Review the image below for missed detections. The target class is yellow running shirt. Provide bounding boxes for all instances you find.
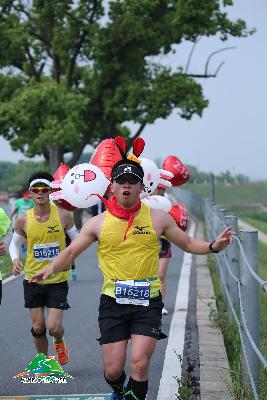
[97,203,161,298]
[24,205,70,283]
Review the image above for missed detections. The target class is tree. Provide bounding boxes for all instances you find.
[0,0,252,171]
[0,159,48,192]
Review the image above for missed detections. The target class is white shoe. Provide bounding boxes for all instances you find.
[162,307,168,315]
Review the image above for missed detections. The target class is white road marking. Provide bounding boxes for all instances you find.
[156,220,196,400]
[2,273,21,284]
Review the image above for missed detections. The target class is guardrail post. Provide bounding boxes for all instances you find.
[218,208,227,298]
[225,216,239,320]
[204,199,213,242]
[239,230,259,390]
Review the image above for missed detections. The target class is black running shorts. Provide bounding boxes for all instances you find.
[23,279,70,309]
[98,294,166,344]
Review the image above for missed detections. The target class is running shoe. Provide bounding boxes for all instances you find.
[162,306,169,315]
[110,392,124,400]
[53,338,69,365]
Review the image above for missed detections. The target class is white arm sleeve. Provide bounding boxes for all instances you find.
[9,232,23,261]
[66,225,78,241]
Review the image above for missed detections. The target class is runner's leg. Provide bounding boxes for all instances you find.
[30,307,48,355]
[125,334,157,400]
[48,308,69,364]
[102,340,128,393]
[47,308,65,342]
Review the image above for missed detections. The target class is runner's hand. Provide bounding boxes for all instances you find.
[213,227,233,252]
[12,258,23,276]
[0,240,6,256]
[29,265,54,282]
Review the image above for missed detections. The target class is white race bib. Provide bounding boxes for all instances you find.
[33,242,60,262]
[115,280,150,306]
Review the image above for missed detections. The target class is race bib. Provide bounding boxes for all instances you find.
[33,242,60,262]
[115,280,150,306]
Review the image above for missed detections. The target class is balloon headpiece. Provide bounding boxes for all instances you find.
[91,136,173,198]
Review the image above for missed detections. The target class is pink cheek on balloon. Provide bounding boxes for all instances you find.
[147,173,152,181]
[74,166,79,171]
[74,185,79,194]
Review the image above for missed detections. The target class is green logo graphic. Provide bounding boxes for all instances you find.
[13,353,74,383]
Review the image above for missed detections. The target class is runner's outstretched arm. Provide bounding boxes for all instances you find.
[29,218,98,282]
[163,213,232,254]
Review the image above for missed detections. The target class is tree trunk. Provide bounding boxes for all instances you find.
[48,145,64,174]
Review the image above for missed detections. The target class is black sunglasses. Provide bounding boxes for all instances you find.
[114,175,141,185]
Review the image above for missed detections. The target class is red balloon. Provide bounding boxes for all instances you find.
[90,138,123,179]
[162,155,190,186]
[53,163,77,211]
[169,203,188,231]
[53,163,70,181]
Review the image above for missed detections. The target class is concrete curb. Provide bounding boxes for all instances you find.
[196,222,232,400]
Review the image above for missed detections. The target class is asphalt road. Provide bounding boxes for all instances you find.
[0,242,185,399]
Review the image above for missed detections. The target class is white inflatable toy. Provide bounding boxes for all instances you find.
[139,158,174,199]
[50,163,109,208]
[142,195,172,212]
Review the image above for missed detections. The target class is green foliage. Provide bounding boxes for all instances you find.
[0,79,89,157]
[187,165,249,185]
[207,257,253,399]
[0,0,252,168]
[0,160,48,192]
[208,251,267,399]
[173,351,195,400]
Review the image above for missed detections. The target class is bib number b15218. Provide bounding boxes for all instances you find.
[115,280,150,306]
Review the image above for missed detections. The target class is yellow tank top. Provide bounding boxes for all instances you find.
[97,203,161,298]
[24,205,70,283]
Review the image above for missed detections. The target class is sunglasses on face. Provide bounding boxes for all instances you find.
[114,176,140,185]
[30,186,51,194]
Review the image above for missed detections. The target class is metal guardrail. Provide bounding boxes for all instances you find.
[173,187,267,400]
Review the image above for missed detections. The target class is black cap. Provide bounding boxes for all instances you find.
[111,163,144,182]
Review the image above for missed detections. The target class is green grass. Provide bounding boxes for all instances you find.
[236,211,267,235]
[207,241,267,399]
[258,242,267,361]
[241,217,267,235]
[181,182,267,213]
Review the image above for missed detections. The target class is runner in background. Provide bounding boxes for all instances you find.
[56,203,78,281]
[10,188,34,260]
[152,186,172,315]
[9,171,78,364]
[11,188,34,219]
[91,198,106,217]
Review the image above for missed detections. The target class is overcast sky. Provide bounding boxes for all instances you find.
[0,1,266,181]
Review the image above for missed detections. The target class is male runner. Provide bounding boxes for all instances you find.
[11,190,34,219]
[9,171,78,364]
[30,160,232,399]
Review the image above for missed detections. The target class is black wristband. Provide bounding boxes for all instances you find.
[209,240,219,253]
